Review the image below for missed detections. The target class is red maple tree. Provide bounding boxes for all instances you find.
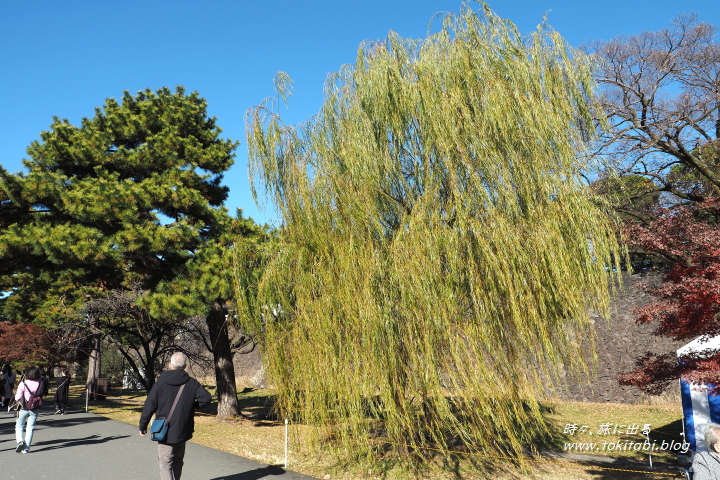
[0,321,53,366]
[619,198,720,394]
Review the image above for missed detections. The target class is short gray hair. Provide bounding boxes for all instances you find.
[706,423,720,451]
[170,352,187,370]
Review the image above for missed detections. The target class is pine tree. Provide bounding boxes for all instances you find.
[0,87,247,409]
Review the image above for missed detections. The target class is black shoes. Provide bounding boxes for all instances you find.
[15,441,25,453]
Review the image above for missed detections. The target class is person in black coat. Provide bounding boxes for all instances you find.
[53,368,71,415]
[0,370,6,407]
[39,369,50,398]
[139,352,211,480]
[3,365,16,405]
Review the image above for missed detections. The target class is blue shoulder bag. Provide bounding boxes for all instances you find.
[150,384,185,442]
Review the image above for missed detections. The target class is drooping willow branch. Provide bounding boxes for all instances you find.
[240,2,623,466]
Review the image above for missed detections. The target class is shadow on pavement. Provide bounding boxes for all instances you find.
[208,465,287,479]
[0,411,114,436]
[1,410,111,425]
[32,434,130,452]
[0,434,129,454]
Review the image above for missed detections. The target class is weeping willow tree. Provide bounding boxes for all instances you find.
[240,3,622,467]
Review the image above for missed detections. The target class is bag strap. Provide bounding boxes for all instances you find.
[165,383,186,426]
[20,381,39,409]
[23,381,40,396]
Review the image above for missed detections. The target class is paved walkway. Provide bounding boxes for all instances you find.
[1,407,316,480]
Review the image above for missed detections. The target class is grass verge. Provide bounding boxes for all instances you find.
[65,386,687,479]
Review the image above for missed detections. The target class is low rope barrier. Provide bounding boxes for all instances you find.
[368,439,679,477]
[650,428,686,439]
[84,390,288,425]
[79,389,684,477]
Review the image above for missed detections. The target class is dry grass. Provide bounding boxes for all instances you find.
[543,400,686,462]
[67,386,686,479]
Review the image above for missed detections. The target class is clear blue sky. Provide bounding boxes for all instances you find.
[1,0,718,226]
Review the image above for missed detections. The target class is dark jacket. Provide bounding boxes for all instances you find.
[138,369,211,444]
[54,375,71,404]
[40,375,50,397]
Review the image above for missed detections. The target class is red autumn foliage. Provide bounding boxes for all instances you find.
[0,321,53,365]
[619,199,720,394]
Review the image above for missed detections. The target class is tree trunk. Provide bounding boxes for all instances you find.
[206,299,240,418]
[85,332,101,400]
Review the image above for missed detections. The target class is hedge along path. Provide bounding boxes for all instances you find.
[241,2,623,469]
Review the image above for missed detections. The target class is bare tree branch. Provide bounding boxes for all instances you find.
[588,14,720,207]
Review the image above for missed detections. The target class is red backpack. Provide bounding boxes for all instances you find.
[23,381,42,410]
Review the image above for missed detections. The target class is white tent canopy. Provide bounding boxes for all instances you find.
[678,335,720,453]
[677,335,720,358]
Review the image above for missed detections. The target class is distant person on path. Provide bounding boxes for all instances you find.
[692,422,720,480]
[139,352,211,480]
[53,368,71,415]
[14,366,46,454]
[4,364,16,403]
[39,369,50,397]
[0,368,6,407]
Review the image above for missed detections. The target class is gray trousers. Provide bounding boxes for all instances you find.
[157,441,186,480]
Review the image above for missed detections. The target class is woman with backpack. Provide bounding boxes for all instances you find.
[14,366,45,454]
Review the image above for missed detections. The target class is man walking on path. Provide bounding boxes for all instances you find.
[139,352,211,480]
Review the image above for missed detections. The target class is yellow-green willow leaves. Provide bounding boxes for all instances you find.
[241,3,621,467]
